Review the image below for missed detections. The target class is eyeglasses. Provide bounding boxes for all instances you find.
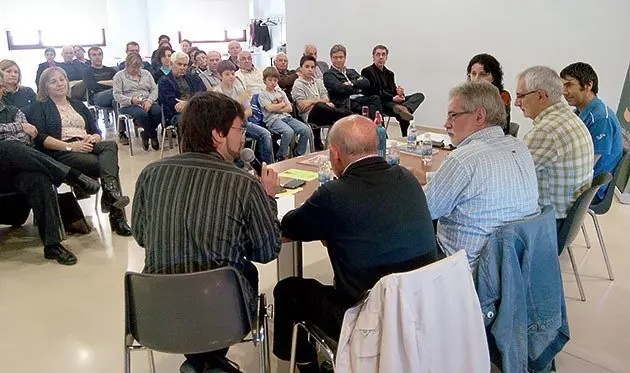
[515,90,538,100]
[446,111,471,122]
[468,72,490,79]
[230,126,246,135]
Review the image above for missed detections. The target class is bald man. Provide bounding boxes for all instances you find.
[59,45,86,100]
[235,51,265,93]
[226,40,242,70]
[274,52,298,100]
[272,115,437,371]
[303,44,329,79]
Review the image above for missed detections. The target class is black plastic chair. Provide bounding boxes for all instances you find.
[159,106,180,159]
[124,267,271,373]
[557,172,613,301]
[507,122,520,137]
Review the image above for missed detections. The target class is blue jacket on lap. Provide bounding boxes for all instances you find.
[476,205,570,373]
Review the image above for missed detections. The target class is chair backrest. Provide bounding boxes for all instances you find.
[591,148,630,214]
[248,93,264,126]
[124,267,251,354]
[508,122,519,137]
[557,172,612,251]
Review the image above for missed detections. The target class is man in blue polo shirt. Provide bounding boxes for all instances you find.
[561,62,623,201]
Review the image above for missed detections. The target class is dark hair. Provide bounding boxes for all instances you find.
[560,62,599,95]
[125,41,140,52]
[73,45,85,53]
[158,41,172,49]
[299,55,316,67]
[217,60,237,75]
[158,34,170,42]
[466,53,504,92]
[44,47,56,56]
[263,66,280,80]
[372,44,388,56]
[87,46,102,58]
[330,44,346,57]
[181,39,192,46]
[157,45,174,62]
[180,91,245,153]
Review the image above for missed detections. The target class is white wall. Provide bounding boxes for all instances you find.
[286,0,630,136]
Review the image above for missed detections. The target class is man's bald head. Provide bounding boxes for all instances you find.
[228,41,242,58]
[328,115,378,176]
[237,50,253,70]
[61,45,74,63]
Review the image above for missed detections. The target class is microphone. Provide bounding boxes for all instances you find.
[240,148,262,176]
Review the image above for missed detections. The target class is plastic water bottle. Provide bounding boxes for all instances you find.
[407,123,417,151]
[374,111,387,158]
[420,132,433,164]
[318,157,331,185]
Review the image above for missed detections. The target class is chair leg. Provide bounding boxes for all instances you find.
[567,246,586,301]
[581,223,591,251]
[126,118,134,156]
[124,347,131,373]
[94,189,101,223]
[588,210,614,281]
[288,323,300,373]
[385,116,391,131]
[160,128,167,159]
[147,350,156,373]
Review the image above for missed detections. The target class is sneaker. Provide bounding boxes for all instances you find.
[150,137,160,151]
[119,133,130,146]
[141,132,149,151]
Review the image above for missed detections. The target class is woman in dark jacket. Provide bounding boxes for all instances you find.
[0,59,36,110]
[27,67,132,236]
[35,47,57,87]
[152,45,173,84]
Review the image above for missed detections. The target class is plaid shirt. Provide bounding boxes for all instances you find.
[0,102,32,145]
[425,126,540,271]
[525,102,594,219]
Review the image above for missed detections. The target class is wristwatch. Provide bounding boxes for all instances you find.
[65,146,72,152]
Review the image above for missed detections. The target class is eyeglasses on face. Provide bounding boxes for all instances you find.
[446,111,471,122]
[515,90,538,100]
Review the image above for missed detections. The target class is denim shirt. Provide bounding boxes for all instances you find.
[476,205,570,372]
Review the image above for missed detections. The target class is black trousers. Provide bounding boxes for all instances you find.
[308,103,354,144]
[0,141,67,246]
[349,95,382,119]
[52,140,120,184]
[273,277,354,363]
[383,92,425,137]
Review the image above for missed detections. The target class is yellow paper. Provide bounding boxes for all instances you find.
[278,169,318,181]
[276,187,303,197]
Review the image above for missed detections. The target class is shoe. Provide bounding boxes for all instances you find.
[141,132,149,151]
[75,174,100,195]
[393,105,414,121]
[119,133,130,146]
[102,180,130,211]
[150,137,160,151]
[66,219,92,235]
[44,243,77,265]
[109,208,132,236]
[179,360,203,373]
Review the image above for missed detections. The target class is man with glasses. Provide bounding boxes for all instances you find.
[235,51,265,93]
[118,42,153,71]
[361,45,425,136]
[408,81,538,271]
[516,66,594,228]
[132,91,281,373]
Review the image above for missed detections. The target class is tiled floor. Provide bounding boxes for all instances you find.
[1,121,629,372]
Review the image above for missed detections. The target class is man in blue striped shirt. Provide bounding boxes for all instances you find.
[409,81,539,271]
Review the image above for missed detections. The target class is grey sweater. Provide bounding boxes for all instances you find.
[113,69,159,107]
[291,77,329,122]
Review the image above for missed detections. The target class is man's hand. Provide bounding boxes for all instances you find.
[396,86,405,96]
[393,95,405,103]
[22,123,38,139]
[260,162,279,197]
[405,164,428,185]
[142,100,152,112]
[70,141,93,153]
[85,134,101,144]
[327,102,335,107]
[175,99,186,113]
[343,81,352,86]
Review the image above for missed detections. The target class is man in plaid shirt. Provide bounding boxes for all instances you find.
[516,66,594,227]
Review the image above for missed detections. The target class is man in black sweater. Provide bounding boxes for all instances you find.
[323,44,382,119]
[272,115,437,373]
[361,44,425,137]
[83,47,117,110]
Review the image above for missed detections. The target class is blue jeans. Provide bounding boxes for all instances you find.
[267,116,310,160]
[119,104,162,138]
[246,122,274,164]
[92,89,115,108]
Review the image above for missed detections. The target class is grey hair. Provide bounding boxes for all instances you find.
[274,52,288,63]
[329,44,347,57]
[171,51,189,64]
[304,44,316,53]
[517,66,563,103]
[328,115,378,156]
[449,81,507,126]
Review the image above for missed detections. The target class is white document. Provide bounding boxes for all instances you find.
[426,132,453,146]
[276,195,296,220]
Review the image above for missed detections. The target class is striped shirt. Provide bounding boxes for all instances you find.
[524,102,594,219]
[0,103,31,145]
[131,152,282,313]
[425,126,539,270]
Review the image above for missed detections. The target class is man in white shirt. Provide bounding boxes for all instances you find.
[235,51,265,93]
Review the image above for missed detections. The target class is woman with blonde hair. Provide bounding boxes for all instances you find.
[27,67,132,236]
[0,59,36,110]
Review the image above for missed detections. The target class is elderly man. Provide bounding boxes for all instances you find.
[560,62,624,202]
[516,66,594,228]
[410,81,539,271]
[235,51,265,93]
[361,45,426,137]
[132,91,281,373]
[58,45,86,100]
[273,115,437,372]
[199,50,222,89]
[303,44,329,79]
[158,52,206,126]
[226,40,242,70]
[119,41,153,71]
[82,47,117,112]
[323,44,382,119]
[274,52,298,101]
